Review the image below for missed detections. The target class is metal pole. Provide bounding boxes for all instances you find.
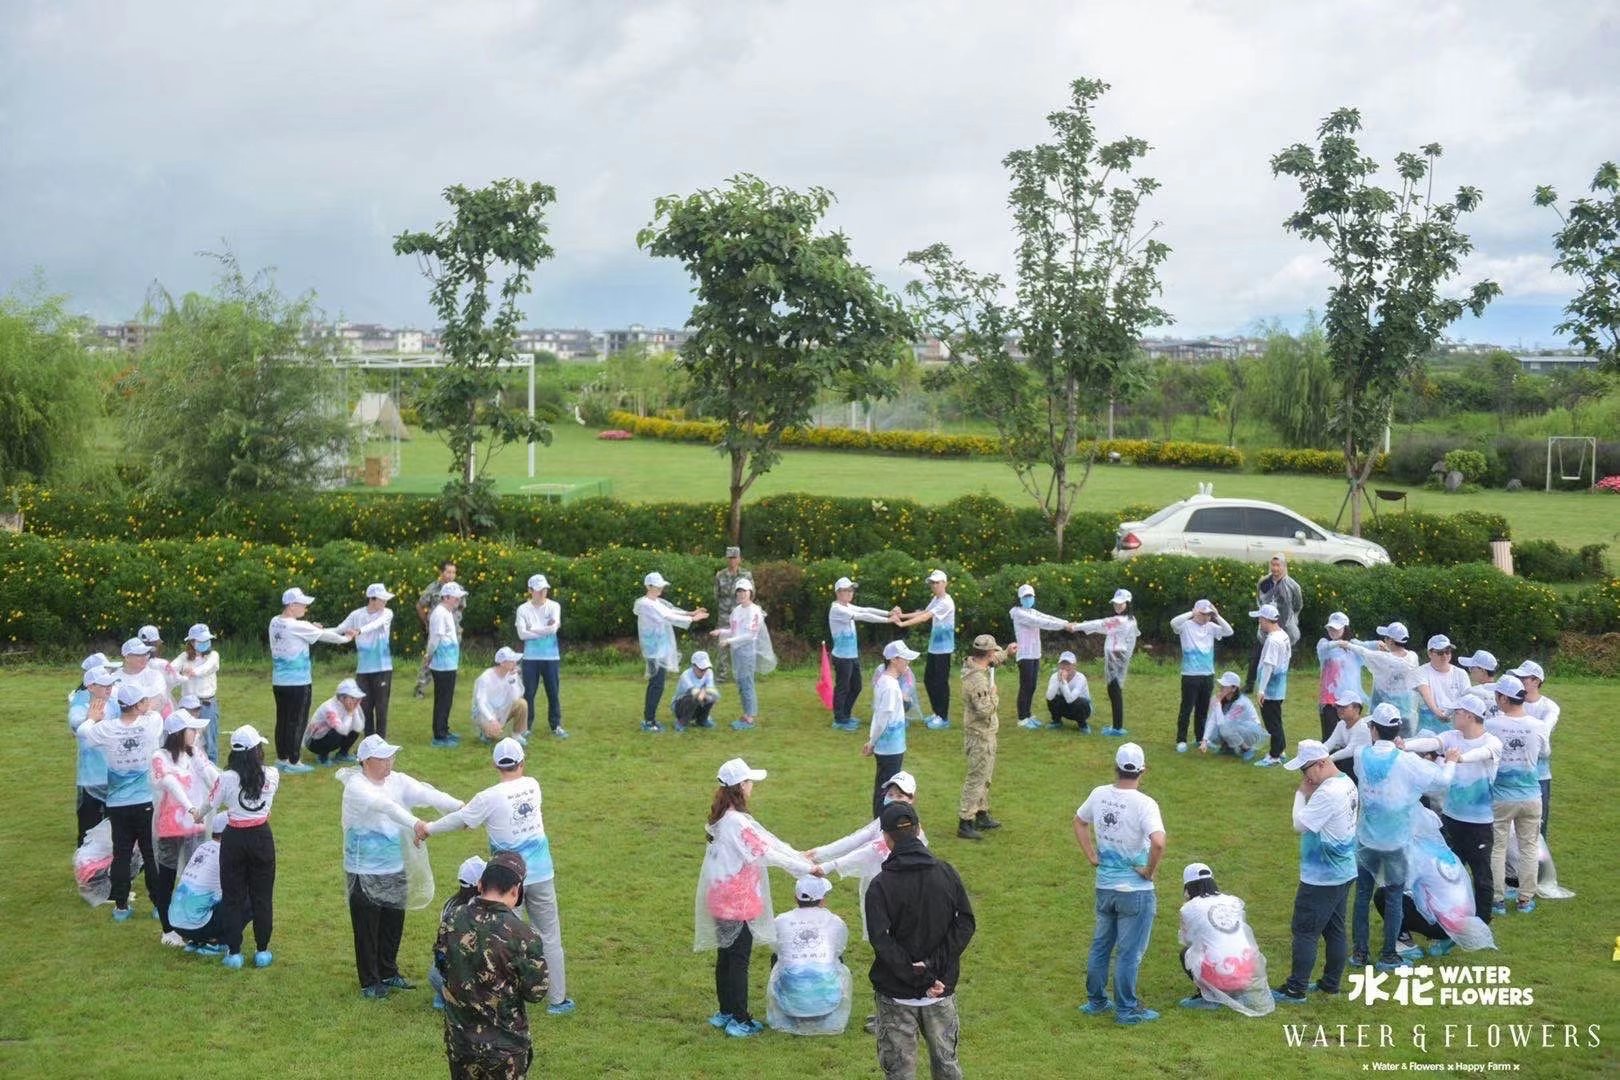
[1545,436,1552,492]
[527,352,536,479]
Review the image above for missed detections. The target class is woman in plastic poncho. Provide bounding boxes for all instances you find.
[712,579,776,732]
[1176,862,1273,1017]
[1200,672,1265,760]
[151,710,219,947]
[1076,588,1139,737]
[695,758,816,1040]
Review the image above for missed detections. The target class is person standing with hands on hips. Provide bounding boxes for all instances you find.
[1251,603,1293,768]
[339,584,396,738]
[269,587,355,774]
[425,581,469,747]
[515,574,566,739]
[893,570,957,731]
[1075,742,1166,1026]
[864,642,917,819]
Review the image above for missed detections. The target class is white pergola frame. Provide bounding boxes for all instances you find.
[1545,435,1597,491]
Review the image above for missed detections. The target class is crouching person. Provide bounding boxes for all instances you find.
[766,874,853,1035]
[170,812,232,955]
[672,652,719,731]
[1176,862,1273,1016]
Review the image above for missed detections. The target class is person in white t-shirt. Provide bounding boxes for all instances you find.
[1251,603,1293,767]
[269,587,356,773]
[1201,671,1265,758]
[766,874,853,1035]
[203,724,282,969]
[1010,583,1079,730]
[515,574,566,738]
[171,623,221,762]
[1170,600,1234,751]
[424,737,576,1015]
[1320,689,1371,786]
[1401,688,1501,926]
[1176,862,1272,1016]
[425,581,469,747]
[1511,660,1559,840]
[1334,622,1421,735]
[713,578,774,732]
[894,570,958,731]
[828,576,899,732]
[1045,651,1093,732]
[78,680,164,922]
[864,642,916,819]
[305,678,367,764]
[1075,742,1166,1025]
[634,571,708,733]
[339,584,397,738]
[169,813,231,954]
[1414,634,1471,735]
[1274,739,1358,1002]
[1076,589,1139,737]
[471,647,528,741]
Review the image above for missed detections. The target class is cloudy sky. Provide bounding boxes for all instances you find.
[4,0,1615,346]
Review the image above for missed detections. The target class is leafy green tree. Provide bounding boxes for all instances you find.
[596,342,684,417]
[1534,162,1620,372]
[906,78,1171,557]
[394,180,558,534]
[126,256,350,498]
[1547,367,1611,432]
[1252,319,1336,449]
[1480,350,1522,432]
[637,174,913,543]
[1272,109,1499,534]
[0,282,103,487]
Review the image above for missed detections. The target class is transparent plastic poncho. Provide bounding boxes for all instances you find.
[1182,895,1274,1016]
[74,819,142,907]
[694,809,812,952]
[1083,615,1140,687]
[727,606,778,677]
[336,767,436,911]
[765,908,852,1035]
[1504,830,1575,900]
[1404,808,1495,950]
[151,749,217,876]
[1206,694,1265,752]
[811,818,929,942]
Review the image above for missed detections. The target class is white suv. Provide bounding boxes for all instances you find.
[1113,485,1392,567]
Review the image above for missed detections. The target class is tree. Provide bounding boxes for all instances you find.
[1547,367,1612,432]
[1479,350,1521,432]
[596,342,683,417]
[906,78,1170,557]
[1272,109,1499,534]
[1251,319,1336,448]
[637,174,914,544]
[394,180,558,534]
[126,255,350,498]
[0,281,103,487]
[1534,162,1620,373]
[1213,355,1257,447]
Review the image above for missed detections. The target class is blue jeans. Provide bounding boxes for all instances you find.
[643,661,667,725]
[521,659,562,730]
[733,648,757,716]
[1352,847,1407,962]
[198,699,220,764]
[1085,888,1157,1016]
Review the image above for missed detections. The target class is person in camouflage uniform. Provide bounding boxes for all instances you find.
[437,851,550,1080]
[414,561,461,698]
[958,634,1015,842]
[712,547,748,683]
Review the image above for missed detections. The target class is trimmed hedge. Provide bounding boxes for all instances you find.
[1513,539,1609,583]
[606,411,1246,470]
[1255,448,1389,477]
[0,534,1580,663]
[1360,511,1512,566]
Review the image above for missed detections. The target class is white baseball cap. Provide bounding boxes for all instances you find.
[733,578,755,594]
[1016,583,1035,598]
[365,583,395,600]
[138,624,163,644]
[1333,688,1366,708]
[115,682,148,708]
[795,874,833,902]
[1457,650,1498,672]
[163,709,210,736]
[1111,588,1132,605]
[1057,650,1077,665]
[120,638,152,657]
[527,574,551,592]
[176,694,202,711]
[186,623,214,642]
[1217,670,1242,688]
[494,646,521,665]
[230,725,270,751]
[1326,611,1350,631]
[690,650,712,670]
[210,812,231,834]
[1493,674,1527,701]
[884,770,918,796]
[1115,742,1146,774]
[1182,862,1214,886]
[81,652,113,673]
[335,678,366,699]
[1284,739,1331,771]
[1454,688,1494,718]
[1249,603,1280,621]
[1193,599,1215,614]
[833,576,856,591]
[927,569,949,584]
[883,640,920,661]
[1376,622,1409,643]
[1427,634,1453,652]
[282,587,315,606]
[356,733,401,762]
[493,737,525,767]
[717,758,767,786]
[1509,660,1545,682]
[90,668,121,687]
[1369,703,1403,730]
[457,856,488,887]
[644,571,669,588]
[440,582,468,599]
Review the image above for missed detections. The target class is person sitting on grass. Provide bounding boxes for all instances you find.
[672,651,720,731]
[1045,651,1093,732]
[765,874,853,1036]
[1176,862,1273,1016]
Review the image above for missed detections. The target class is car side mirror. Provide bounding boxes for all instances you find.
[1293,530,1307,542]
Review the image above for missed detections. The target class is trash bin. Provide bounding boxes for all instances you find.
[1490,539,1513,576]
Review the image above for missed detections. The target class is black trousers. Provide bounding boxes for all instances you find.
[1015,659,1039,719]
[1106,679,1125,731]
[154,862,179,933]
[77,787,105,849]
[922,652,951,720]
[431,669,457,739]
[272,683,313,764]
[522,658,563,730]
[643,664,667,725]
[1261,698,1286,758]
[832,657,862,722]
[1318,704,1339,742]
[1283,879,1351,996]
[873,753,904,819]
[1244,635,1264,693]
[1176,675,1213,743]
[1047,696,1092,729]
[179,907,234,946]
[108,802,157,910]
[308,729,360,762]
[349,875,407,988]
[356,671,392,738]
[715,921,754,1022]
[220,823,275,955]
[672,692,715,728]
[1440,815,1495,924]
[1374,886,1445,941]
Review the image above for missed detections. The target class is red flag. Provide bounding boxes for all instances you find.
[816,643,835,710]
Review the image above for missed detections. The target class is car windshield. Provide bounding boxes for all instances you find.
[1139,502,1184,527]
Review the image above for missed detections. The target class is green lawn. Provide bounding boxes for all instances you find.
[3,657,1614,1078]
[368,423,1620,558]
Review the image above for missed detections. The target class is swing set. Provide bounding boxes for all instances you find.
[1545,436,1598,491]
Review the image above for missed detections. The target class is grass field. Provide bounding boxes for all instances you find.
[2,655,1615,1078]
[362,423,1620,558]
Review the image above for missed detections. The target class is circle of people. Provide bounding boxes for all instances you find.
[63,549,1567,1076]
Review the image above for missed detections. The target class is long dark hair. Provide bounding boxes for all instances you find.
[1184,876,1221,900]
[708,784,749,826]
[227,745,267,800]
[162,729,193,762]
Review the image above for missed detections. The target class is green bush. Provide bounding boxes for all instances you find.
[1514,539,1609,583]
[1361,511,1510,565]
[1255,448,1389,477]
[0,534,1572,663]
[1443,449,1489,483]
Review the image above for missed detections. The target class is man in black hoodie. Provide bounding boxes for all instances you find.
[863,801,975,1080]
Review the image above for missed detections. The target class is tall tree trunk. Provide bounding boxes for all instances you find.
[728,447,746,545]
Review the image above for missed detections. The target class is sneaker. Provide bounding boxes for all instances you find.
[1253,756,1280,768]
[551,728,569,739]
[1179,995,1221,1010]
[723,1018,757,1038]
[957,819,984,841]
[160,931,185,948]
[432,990,445,1010]
[1103,727,1128,737]
[283,762,314,774]
[1176,741,1188,753]
[547,999,576,1016]
[1397,945,1424,963]
[708,1011,733,1029]
[640,720,662,733]
[973,811,1001,830]
[254,950,274,968]
[1272,987,1308,1004]
[194,943,227,957]
[1428,940,1457,957]
[315,756,331,766]
[1516,899,1536,914]
[730,719,756,731]
[1374,957,1402,972]
[1351,949,1369,967]
[925,716,950,730]
[1490,902,1507,917]
[1049,721,1065,730]
[1017,717,1042,730]
[1078,725,1091,734]
[336,753,359,764]
[1115,1008,1160,1026]
[361,984,390,1000]
[223,953,245,970]
[430,737,455,748]
[444,733,462,744]
[1240,749,1258,762]
[1078,1000,1113,1016]
[838,719,862,732]
[695,718,716,729]
[1311,981,1340,995]
[673,720,687,732]
[383,976,415,990]
[112,906,132,923]
[516,731,530,745]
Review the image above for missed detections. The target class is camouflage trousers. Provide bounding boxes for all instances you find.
[958,730,996,819]
[875,993,961,1080]
[446,1046,532,1080]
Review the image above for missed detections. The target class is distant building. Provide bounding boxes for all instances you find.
[516,328,601,360]
[394,329,424,354]
[335,322,398,354]
[1515,352,1599,373]
[602,324,687,357]
[1139,338,1240,361]
[912,336,952,364]
[92,322,153,351]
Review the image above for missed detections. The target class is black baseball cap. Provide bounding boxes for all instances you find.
[879,801,920,834]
